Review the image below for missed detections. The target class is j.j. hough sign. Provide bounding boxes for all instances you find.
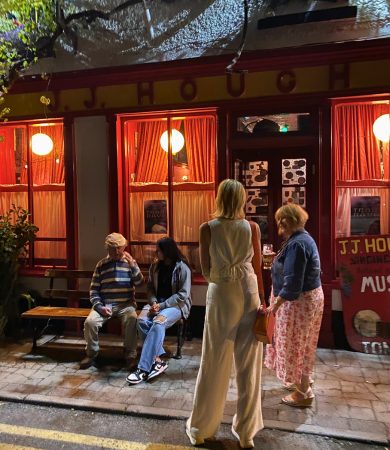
[337,235,390,355]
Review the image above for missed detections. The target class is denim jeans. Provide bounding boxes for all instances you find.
[137,304,182,372]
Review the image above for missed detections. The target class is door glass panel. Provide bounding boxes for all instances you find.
[235,159,270,241]
[281,158,307,206]
[282,158,306,185]
[237,113,312,135]
[282,186,306,207]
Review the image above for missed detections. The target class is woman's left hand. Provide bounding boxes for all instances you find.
[267,297,285,315]
[150,303,161,314]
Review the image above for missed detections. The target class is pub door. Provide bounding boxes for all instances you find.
[233,146,318,299]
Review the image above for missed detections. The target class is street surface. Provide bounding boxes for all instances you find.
[0,401,387,450]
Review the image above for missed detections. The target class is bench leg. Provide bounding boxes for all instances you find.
[32,326,39,352]
[173,320,186,360]
[31,319,53,352]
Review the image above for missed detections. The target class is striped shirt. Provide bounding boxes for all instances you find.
[90,256,144,308]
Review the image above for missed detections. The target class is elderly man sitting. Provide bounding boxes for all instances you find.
[79,233,144,369]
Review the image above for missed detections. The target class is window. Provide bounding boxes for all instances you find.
[118,111,217,272]
[237,112,313,135]
[333,101,390,241]
[0,121,67,267]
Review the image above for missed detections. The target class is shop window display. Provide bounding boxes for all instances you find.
[123,114,216,271]
[0,122,67,266]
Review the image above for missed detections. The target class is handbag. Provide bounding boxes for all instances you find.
[248,220,275,344]
[253,307,275,344]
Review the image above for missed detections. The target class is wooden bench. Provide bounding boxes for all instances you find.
[21,268,187,359]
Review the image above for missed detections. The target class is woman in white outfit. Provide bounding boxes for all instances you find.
[186,179,263,449]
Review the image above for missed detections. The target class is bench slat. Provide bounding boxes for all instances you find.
[45,269,94,279]
[22,306,91,320]
[44,289,91,300]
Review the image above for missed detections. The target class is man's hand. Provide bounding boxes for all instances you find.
[123,251,137,268]
[100,306,112,317]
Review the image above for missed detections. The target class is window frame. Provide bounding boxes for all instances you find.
[0,118,74,270]
[116,108,218,273]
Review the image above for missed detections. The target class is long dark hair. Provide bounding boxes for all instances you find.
[157,237,190,269]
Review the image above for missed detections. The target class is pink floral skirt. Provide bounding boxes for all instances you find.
[264,286,324,385]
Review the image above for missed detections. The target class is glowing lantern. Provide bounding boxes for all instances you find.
[160,129,184,155]
[373,114,390,143]
[31,133,53,156]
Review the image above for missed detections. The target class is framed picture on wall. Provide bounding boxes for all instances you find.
[350,196,381,235]
[144,200,168,234]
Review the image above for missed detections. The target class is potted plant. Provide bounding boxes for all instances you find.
[0,205,38,338]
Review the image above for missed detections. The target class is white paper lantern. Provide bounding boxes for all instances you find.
[373,114,390,143]
[31,133,54,156]
[160,129,184,155]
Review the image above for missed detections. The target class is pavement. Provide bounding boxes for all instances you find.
[0,335,389,445]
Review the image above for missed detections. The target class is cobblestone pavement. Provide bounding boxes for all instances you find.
[0,337,389,445]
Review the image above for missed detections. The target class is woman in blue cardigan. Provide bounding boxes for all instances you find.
[265,203,324,408]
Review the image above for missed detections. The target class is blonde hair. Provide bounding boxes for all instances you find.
[275,203,308,231]
[213,179,246,219]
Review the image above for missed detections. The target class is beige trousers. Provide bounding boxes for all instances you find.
[83,303,137,358]
[187,279,263,443]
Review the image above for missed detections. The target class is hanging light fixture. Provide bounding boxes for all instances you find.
[160,129,184,155]
[373,114,390,142]
[31,133,54,156]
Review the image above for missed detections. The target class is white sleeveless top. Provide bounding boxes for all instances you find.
[207,218,254,283]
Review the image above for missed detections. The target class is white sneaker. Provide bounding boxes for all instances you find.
[126,368,148,384]
[148,361,168,380]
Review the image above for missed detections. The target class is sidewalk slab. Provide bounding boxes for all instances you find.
[0,337,388,444]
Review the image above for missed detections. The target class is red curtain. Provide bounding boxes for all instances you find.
[134,119,182,182]
[135,120,167,182]
[184,117,216,182]
[334,104,388,181]
[21,124,64,184]
[0,127,16,184]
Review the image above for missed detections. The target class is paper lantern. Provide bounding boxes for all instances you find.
[373,114,390,143]
[31,133,54,156]
[160,129,184,155]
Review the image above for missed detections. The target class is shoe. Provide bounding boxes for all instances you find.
[231,425,254,449]
[126,368,148,384]
[281,387,314,408]
[185,419,204,446]
[148,360,168,380]
[79,355,97,370]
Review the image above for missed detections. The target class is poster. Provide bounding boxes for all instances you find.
[350,196,381,236]
[337,235,390,354]
[282,186,306,207]
[282,158,306,185]
[144,200,167,234]
[245,188,268,214]
[243,161,268,187]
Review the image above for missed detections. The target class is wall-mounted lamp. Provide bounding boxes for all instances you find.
[373,114,390,143]
[160,129,184,155]
[31,133,54,156]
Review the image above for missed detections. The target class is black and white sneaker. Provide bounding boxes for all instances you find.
[148,361,168,380]
[126,368,148,384]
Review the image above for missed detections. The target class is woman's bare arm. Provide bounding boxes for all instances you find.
[199,222,211,280]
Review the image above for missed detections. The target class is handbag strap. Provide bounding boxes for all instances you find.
[249,220,267,309]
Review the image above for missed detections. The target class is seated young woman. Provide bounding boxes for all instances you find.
[126,237,192,384]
